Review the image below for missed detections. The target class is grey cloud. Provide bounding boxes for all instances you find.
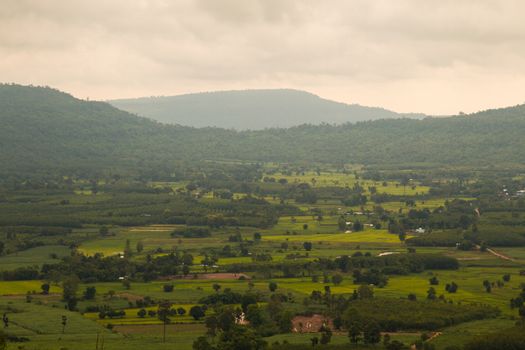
[1,0,525,114]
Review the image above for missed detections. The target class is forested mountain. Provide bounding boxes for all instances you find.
[2,84,525,177]
[0,84,199,175]
[109,89,426,130]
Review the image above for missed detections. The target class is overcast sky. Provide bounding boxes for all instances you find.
[2,0,525,114]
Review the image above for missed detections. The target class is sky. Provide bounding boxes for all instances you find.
[1,0,525,115]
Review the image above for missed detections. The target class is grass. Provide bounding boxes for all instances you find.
[0,245,70,271]
[264,171,430,196]
[430,318,516,349]
[0,299,104,335]
[267,331,421,346]
[263,229,408,244]
[0,281,62,295]
[84,304,203,325]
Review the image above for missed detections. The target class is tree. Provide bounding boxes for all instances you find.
[157,301,172,343]
[253,232,262,242]
[213,283,221,293]
[303,241,313,251]
[136,241,144,253]
[190,306,206,320]
[353,220,364,232]
[268,282,278,292]
[61,315,67,334]
[427,287,437,300]
[332,274,343,285]
[277,311,293,333]
[246,304,264,327]
[357,285,374,299]
[137,308,147,318]
[177,307,186,316]
[503,274,511,282]
[217,308,236,332]
[429,276,439,285]
[311,336,319,348]
[205,315,219,337]
[483,280,492,293]
[41,283,50,295]
[99,226,109,236]
[387,340,407,350]
[124,239,132,257]
[398,231,406,241]
[519,305,525,321]
[193,336,213,350]
[241,294,257,313]
[0,331,6,350]
[215,325,266,350]
[363,321,381,345]
[338,216,347,231]
[163,284,174,292]
[383,333,391,347]
[445,282,458,293]
[319,324,332,345]
[348,322,361,344]
[303,223,309,230]
[480,241,488,252]
[83,286,96,300]
[62,276,79,311]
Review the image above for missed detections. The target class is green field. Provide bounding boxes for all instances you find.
[0,245,70,271]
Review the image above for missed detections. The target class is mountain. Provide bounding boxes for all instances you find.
[1,84,525,177]
[109,89,426,130]
[0,84,199,175]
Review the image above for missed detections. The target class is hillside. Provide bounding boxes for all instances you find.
[109,89,426,130]
[2,84,525,176]
[0,84,201,174]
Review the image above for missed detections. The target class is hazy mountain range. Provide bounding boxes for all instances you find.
[109,89,427,130]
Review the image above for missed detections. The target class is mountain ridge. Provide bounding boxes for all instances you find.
[2,84,525,177]
[109,89,427,130]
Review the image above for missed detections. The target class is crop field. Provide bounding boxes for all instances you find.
[2,163,525,350]
[263,229,409,244]
[265,171,431,195]
[0,245,70,271]
[84,304,204,325]
[0,281,62,295]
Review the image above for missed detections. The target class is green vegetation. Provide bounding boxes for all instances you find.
[2,84,525,349]
[3,85,525,177]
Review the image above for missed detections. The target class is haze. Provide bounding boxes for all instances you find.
[2,0,525,114]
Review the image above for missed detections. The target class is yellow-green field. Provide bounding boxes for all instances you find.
[0,280,62,295]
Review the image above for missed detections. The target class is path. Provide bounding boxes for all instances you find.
[475,244,514,261]
[486,247,515,261]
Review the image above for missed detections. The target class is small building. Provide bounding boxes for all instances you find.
[415,227,425,234]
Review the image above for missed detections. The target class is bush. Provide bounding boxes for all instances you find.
[163,284,174,292]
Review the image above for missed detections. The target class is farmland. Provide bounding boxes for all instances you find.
[1,163,525,350]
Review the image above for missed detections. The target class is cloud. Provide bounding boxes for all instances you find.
[1,0,525,114]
